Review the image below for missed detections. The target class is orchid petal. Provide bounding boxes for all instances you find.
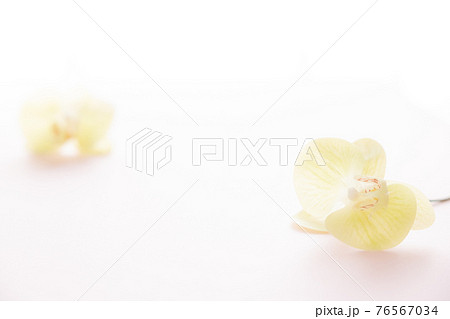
[293,210,327,232]
[387,181,435,230]
[293,138,365,219]
[20,98,68,154]
[76,97,114,155]
[353,138,386,178]
[325,183,417,250]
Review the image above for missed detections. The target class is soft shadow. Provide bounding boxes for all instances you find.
[311,240,433,297]
[28,153,91,167]
[323,240,432,278]
[23,140,109,170]
[350,249,431,278]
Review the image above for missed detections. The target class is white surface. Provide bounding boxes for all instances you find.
[0,0,450,300]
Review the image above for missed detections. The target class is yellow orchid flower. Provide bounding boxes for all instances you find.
[293,138,435,250]
[21,95,113,155]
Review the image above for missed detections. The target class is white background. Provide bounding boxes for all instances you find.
[0,0,449,301]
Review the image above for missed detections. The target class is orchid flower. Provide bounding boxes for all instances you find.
[293,138,435,250]
[21,95,113,155]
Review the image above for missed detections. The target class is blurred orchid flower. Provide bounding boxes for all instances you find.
[21,95,113,155]
[293,138,435,250]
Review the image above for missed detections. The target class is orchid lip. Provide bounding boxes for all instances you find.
[348,176,386,211]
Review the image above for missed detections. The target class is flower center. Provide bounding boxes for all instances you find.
[51,111,77,142]
[348,176,387,211]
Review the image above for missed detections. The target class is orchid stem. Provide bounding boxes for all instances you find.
[430,197,450,204]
